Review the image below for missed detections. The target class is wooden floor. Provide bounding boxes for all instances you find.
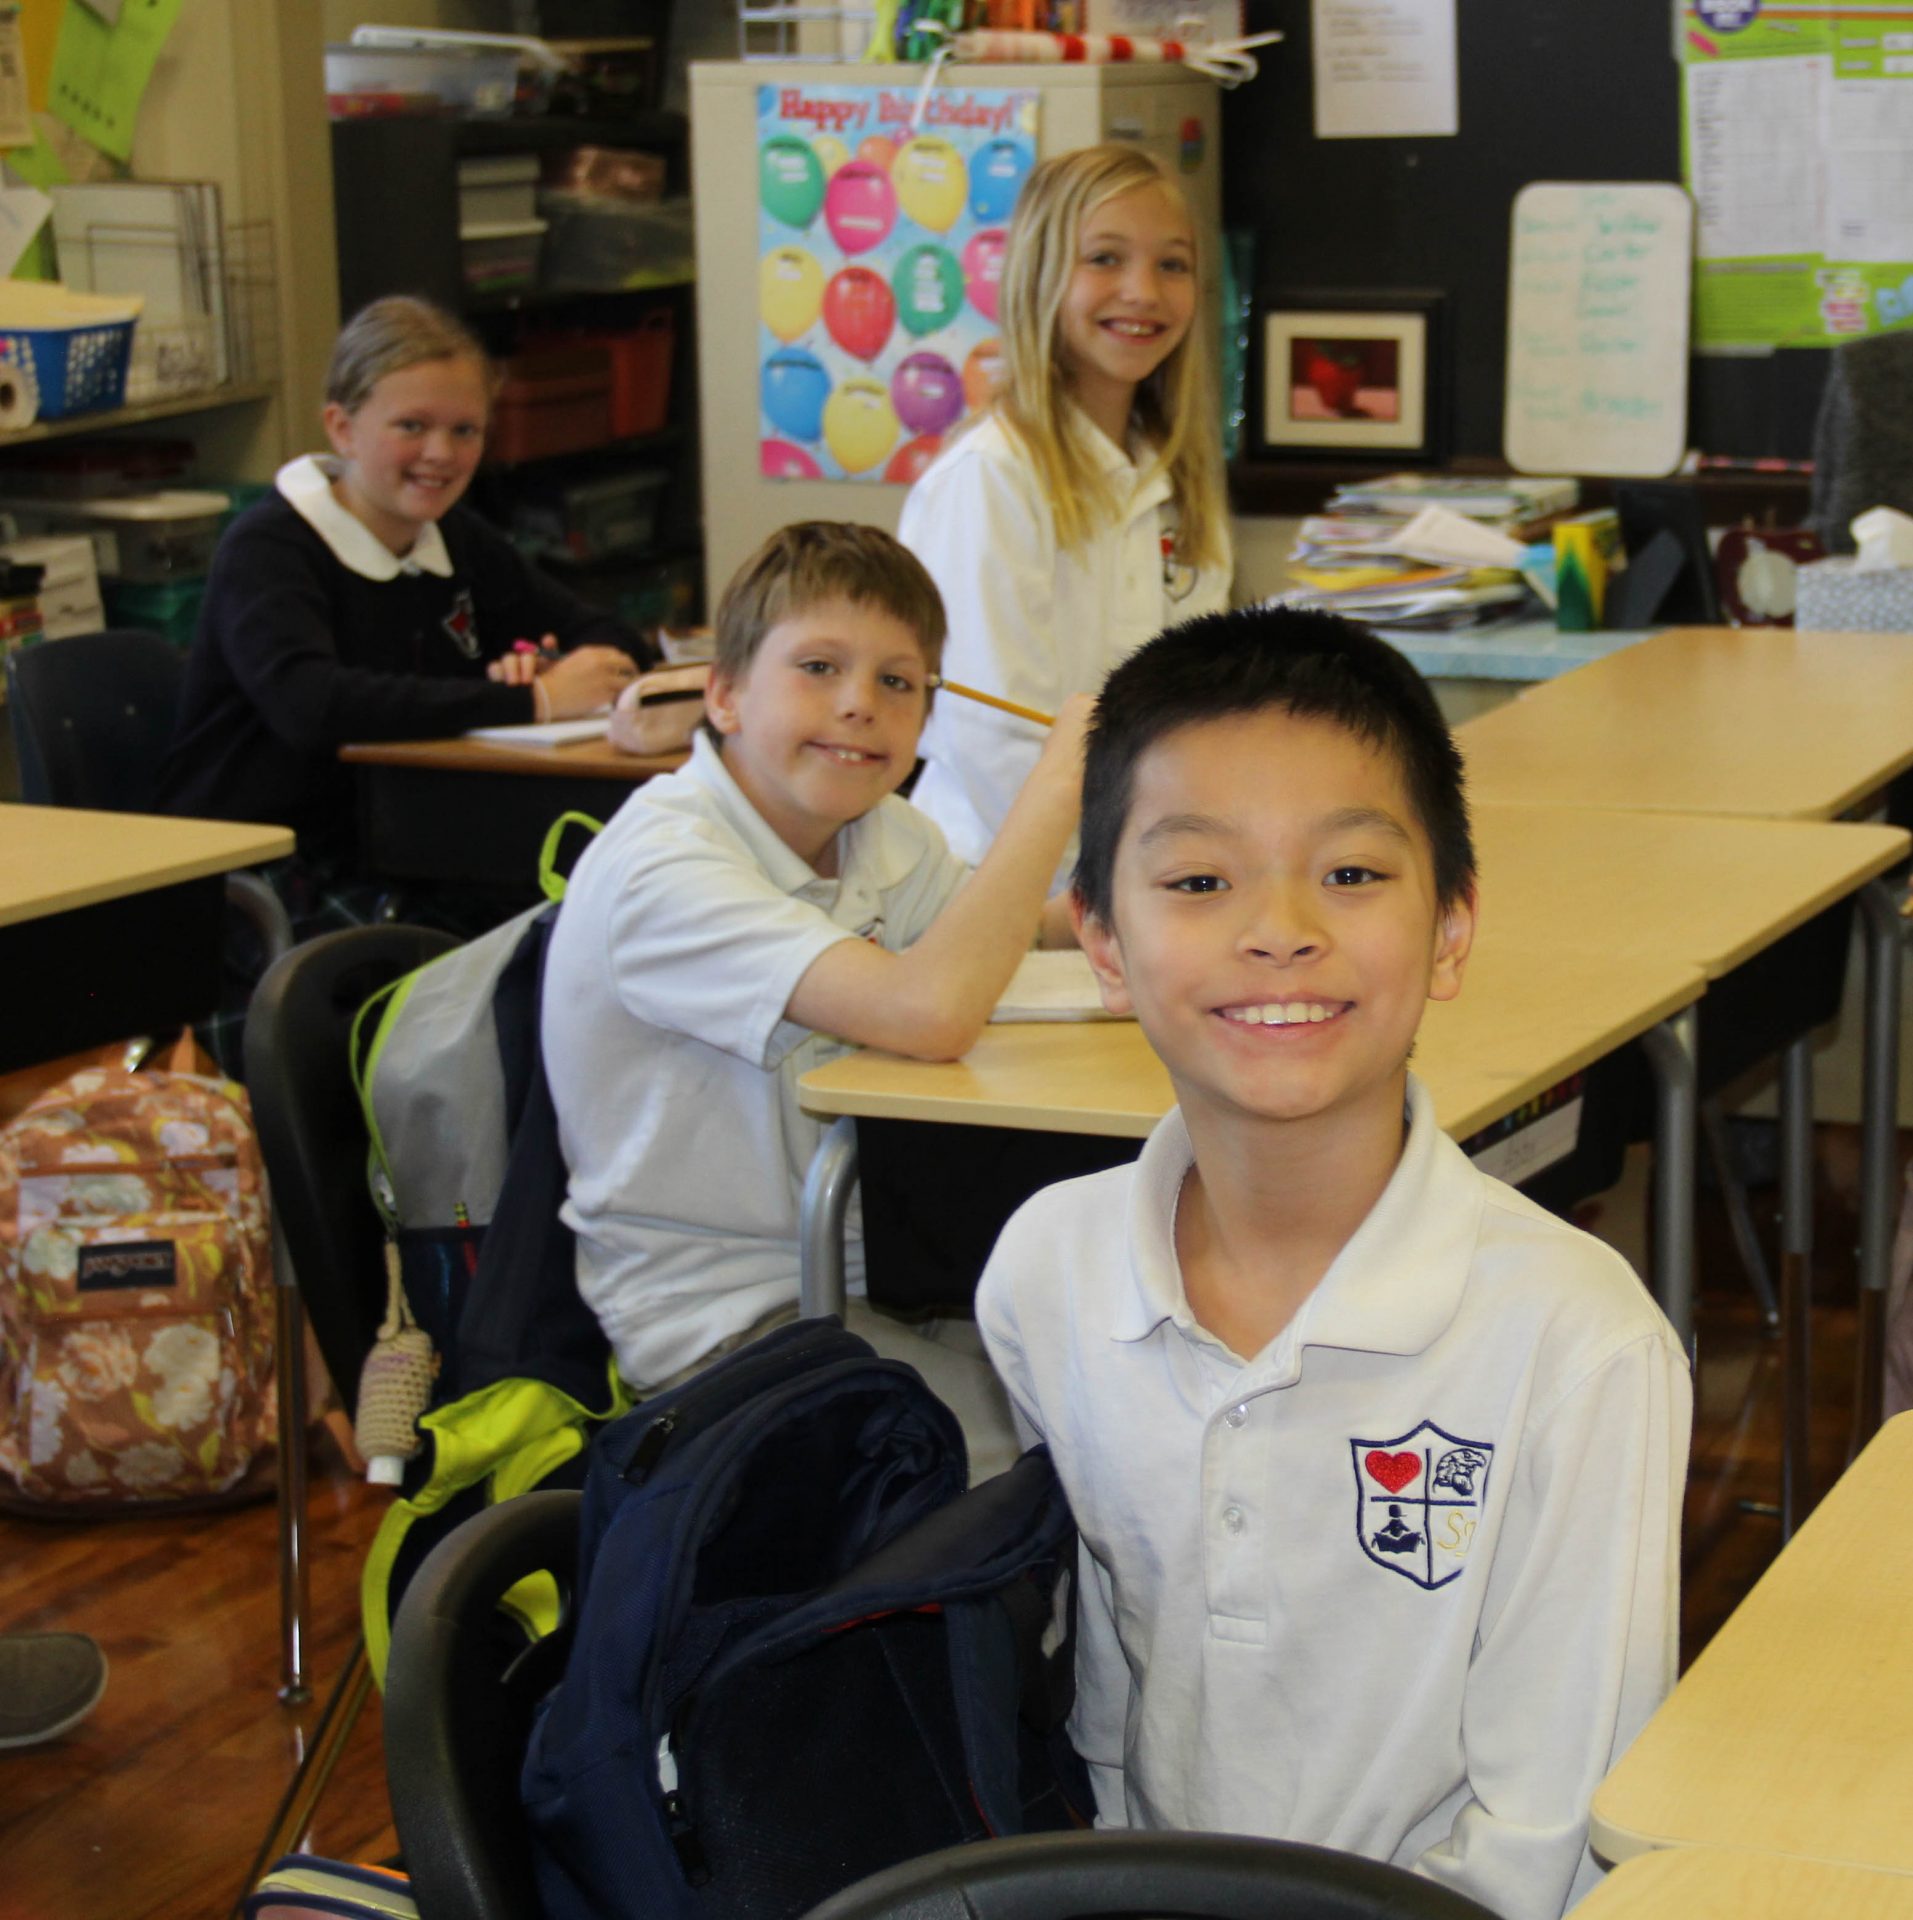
[0,1128,1889,1920]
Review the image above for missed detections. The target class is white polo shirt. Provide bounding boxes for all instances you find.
[543,732,969,1389]
[976,1079,1691,1920]
[900,413,1232,872]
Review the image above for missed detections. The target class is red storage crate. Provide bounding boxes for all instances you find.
[562,306,674,441]
[488,345,614,463]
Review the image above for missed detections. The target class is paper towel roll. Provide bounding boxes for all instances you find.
[0,369,39,432]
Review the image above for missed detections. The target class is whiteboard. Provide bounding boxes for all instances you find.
[1503,182,1693,478]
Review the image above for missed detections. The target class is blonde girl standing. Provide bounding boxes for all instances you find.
[899,144,1233,869]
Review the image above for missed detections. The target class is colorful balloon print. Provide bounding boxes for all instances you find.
[822,266,897,362]
[892,243,965,338]
[762,347,830,443]
[824,160,898,255]
[759,245,824,344]
[885,434,943,485]
[892,137,967,234]
[762,438,823,480]
[962,338,1004,412]
[812,133,850,179]
[760,136,825,230]
[968,139,1031,224]
[823,377,899,474]
[857,134,897,171]
[891,351,963,436]
[962,229,1007,322]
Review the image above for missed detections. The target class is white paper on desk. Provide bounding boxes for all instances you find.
[0,186,49,280]
[465,716,611,747]
[991,948,1129,1024]
[1393,506,1526,569]
[1312,0,1457,140]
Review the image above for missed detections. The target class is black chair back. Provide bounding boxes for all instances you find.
[6,628,179,810]
[803,1830,1502,1920]
[384,1489,583,1920]
[244,925,457,1411]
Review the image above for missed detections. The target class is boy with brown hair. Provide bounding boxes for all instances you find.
[977,605,1690,1918]
[543,522,1089,1473]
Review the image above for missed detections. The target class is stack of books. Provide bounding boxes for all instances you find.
[1278,473,1579,634]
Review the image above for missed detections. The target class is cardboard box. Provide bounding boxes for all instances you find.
[1794,556,1913,633]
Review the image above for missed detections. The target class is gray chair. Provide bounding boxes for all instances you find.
[5,627,294,965]
[1809,329,1913,551]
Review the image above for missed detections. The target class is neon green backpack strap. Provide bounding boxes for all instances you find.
[538,810,603,904]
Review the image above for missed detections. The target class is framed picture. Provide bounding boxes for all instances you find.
[1253,293,1445,461]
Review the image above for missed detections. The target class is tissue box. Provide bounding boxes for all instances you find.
[1794,557,1913,633]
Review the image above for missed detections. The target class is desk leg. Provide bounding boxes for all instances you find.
[1641,1007,1700,1356]
[1855,881,1905,1449]
[800,1117,858,1320]
[1778,1033,1814,1539]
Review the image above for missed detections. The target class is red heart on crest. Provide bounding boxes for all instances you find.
[1365,1450,1421,1493]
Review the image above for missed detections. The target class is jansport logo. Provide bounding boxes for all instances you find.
[77,1240,178,1291]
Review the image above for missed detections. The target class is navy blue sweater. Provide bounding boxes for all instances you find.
[160,493,642,864]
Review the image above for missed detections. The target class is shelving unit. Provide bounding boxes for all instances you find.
[330,109,702,640]
[0,382,277,453]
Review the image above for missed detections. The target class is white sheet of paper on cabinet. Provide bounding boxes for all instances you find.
[1312,0,1458,140]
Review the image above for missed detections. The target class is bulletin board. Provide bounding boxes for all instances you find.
[1223,0,1829,462]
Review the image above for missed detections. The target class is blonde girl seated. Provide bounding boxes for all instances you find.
[899,143,1233,870]
[162,296,643,909]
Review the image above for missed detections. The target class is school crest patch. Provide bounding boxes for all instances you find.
[1350,1421,1493,1591]
[442,589,479,659]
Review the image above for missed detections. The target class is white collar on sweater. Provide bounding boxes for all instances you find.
[275,453,454,581]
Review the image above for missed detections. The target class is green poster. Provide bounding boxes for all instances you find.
[49,0,186,166]
[1681,0,1913,349]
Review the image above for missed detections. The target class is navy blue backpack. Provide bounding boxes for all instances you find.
[520,1318,1091,1920]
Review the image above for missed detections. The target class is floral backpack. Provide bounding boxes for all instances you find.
[0,1035,277,1510]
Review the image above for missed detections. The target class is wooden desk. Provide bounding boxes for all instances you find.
[338,734,685,891]
[1458,630,1913,1434]
[1591,1411,1913,1876]
[0,804,292,1070]
[1457,625,1913,821]
[796,916,1706,1332]
[1579,1849,1913,1920]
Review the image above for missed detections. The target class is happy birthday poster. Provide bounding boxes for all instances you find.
[757,81,1039,485]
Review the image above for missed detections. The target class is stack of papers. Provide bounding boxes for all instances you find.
[465,716,609,746]
[1276,474,1579,637]
[990,948,1128,1024]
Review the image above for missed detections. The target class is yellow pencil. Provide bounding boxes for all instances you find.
[935,678,1054,728]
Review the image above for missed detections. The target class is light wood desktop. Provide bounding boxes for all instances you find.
[338,734,685,889]
[1458,629,1913,1436]
[0,804,292,925]
[1457,625,1913,821]
[1591,1410,1913,1877]
[339,734,684,782]
[1,804,293,1072]
[1578,1848,1913,1920]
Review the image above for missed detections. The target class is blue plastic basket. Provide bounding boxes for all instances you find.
[0,315,134,421]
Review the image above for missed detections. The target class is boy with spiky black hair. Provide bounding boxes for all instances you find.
[977,605,1690,1919]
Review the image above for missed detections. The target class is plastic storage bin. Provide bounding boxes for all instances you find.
[560,307,674,439]
[538,194,694,292]
[513,468,668,563]
[0,284,141,423]
[104,577,207,650]
[461,220,548,298]
[488,347,614,463]
[0,488,229,582]
[0,437,192,496]
[325,44,518,117]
